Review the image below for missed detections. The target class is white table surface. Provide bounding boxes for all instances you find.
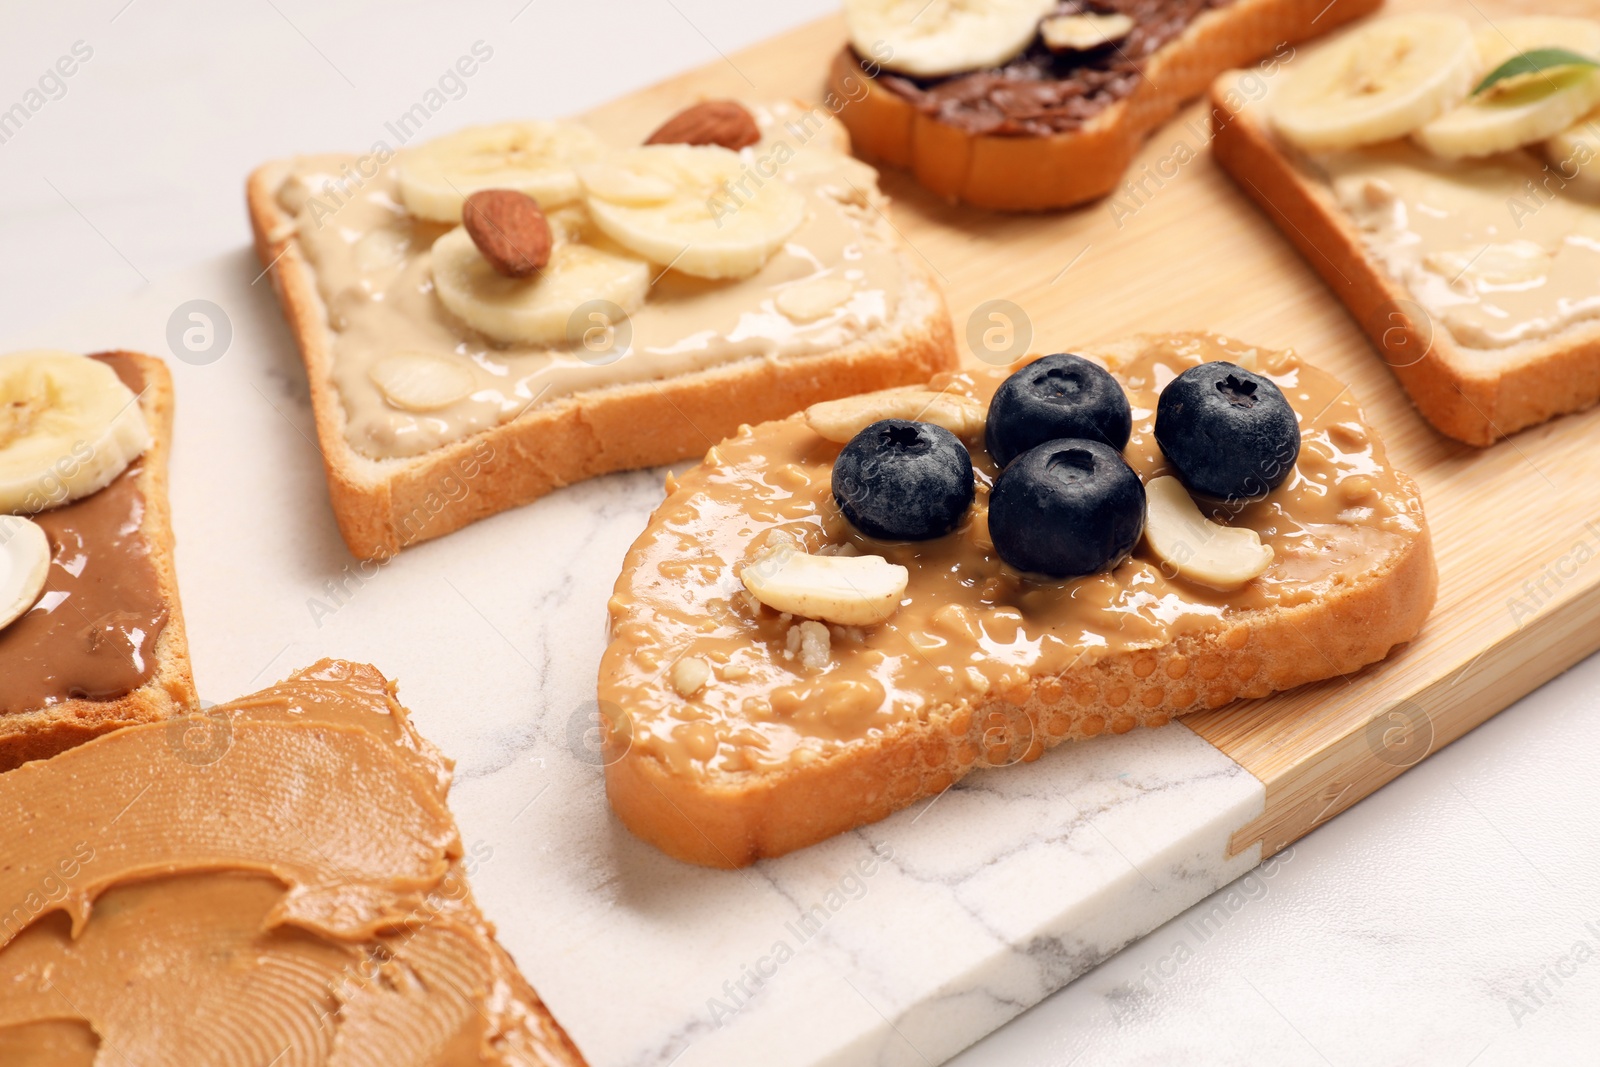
[3,3,1598,1064]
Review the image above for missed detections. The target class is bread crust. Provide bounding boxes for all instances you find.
[601,360,1438,868]
[1210,73,1600,446]
[246,151,958,561]
[829,0,1382,212]
[0,352,196,771]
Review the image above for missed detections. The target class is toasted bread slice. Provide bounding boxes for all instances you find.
[247,105,956,561]
[1211,68,1600,445]
[0,659,585,1065]
[829,0,1381,211]
[0,352,195,772]
[598,333,1436,867]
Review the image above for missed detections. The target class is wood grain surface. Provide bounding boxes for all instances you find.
[583,0,1600,857]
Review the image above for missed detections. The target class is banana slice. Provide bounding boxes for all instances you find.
[1144,476,1273,591]
[0,515,50,632]
[0,350,151,515]
[1546,111,1600,195]
[396,121,607,222]
[845,0,1056,78]
[742,542,908,626]
[579,145,806,280]
[431,220,650,347]
[1272,14,1477,152]
[1417,19,1600,160]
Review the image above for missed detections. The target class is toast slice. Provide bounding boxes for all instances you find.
[247,103,956,560]
[829,0,1381,211]
[0,351,195,771]
[0,659,586,1066]
[598,332,1436,867]
[1211,67,1600,445]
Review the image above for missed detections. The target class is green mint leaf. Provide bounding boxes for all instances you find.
[1472,48,1600,96]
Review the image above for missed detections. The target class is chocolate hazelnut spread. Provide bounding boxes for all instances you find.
[0,354,167,717]
[0,660,584,1067]
[600,334,1422,775]
[274,103,908,461]
[870,0,1233,136]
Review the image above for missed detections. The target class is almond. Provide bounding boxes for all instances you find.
[645,100,761,151]
[461,189,551,278]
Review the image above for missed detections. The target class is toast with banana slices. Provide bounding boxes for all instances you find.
[1212,11,1600,445]
[829,0,1381,211]
[248,99,955,560]
[0,350,195,770]
[598,333,1436,867]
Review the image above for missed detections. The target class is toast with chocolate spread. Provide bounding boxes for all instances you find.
[1210,9,1600,444]
[248,100,956,560]
[0,351,195,771]
[598,333,1436,867]
[830,0,1382,210]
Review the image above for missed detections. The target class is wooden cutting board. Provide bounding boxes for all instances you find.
[584,0,1600,859]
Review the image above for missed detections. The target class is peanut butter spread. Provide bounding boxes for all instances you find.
[870,0,1233,136]
[0,660,583,1067]
[0,354,167,717]
[600,334,1422,776]
[275,103,906,461]
[1321,143,1600,351]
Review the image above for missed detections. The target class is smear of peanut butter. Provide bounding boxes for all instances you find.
[0,660,584,1067]
[601,333,1425,775]
[1323,142,1600,351]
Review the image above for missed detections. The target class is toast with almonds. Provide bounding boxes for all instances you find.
[829,0,1381,211]
[248,100,956,560]
[1211,12,1600,444]
[598,333,1435,867]
[0,351,194,771]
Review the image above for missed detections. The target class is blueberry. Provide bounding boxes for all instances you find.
[985,353,1132,468]
[833,419,975,541]
[1154,362,1300,502]
[987,439,1145,578]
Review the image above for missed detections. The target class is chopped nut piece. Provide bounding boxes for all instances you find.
[742,542,908,626]
[777,276,856,322]
[805,387,986,443]
[671,656,711,697]
[1143,476,1273,590]
[797,621,831,670]
[1040,12,1135,52]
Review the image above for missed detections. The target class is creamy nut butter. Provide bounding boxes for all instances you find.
[0,354,167,717]
[274,104,906,460]
[0,660,583,1067]
[1320,142,1600,350]
[600,334,1423,777]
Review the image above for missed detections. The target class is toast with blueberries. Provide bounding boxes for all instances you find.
[598,332,1436,867]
